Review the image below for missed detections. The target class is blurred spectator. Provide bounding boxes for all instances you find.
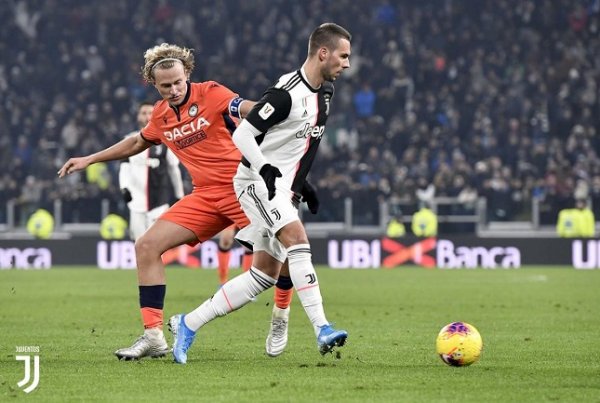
[386,211,406,238]
[411,206,438,237]
[0,0,598,230]
[16,175,42,226]
[353,82,376,119]
[556,198,596,238]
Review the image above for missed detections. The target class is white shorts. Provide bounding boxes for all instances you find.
[234,179,298,263]
[129,204,169,240]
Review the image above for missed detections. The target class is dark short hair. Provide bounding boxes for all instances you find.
[139,100,155,108]
[308,23,351,56]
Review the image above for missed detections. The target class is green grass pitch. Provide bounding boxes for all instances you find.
[1,266,599,402]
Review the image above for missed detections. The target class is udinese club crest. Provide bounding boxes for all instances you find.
[189,104,198,117]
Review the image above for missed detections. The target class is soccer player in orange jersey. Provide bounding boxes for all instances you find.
[58,43,265,360]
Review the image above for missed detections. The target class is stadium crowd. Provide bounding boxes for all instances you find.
[1,0,599,228]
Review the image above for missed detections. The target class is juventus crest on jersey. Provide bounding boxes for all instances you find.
[237,67,334,196]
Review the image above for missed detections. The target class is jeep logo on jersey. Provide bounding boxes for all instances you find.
[189,104,198,117]
[295,123,325,139]
[164,117,209,141]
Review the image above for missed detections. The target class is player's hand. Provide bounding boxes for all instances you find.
[121,188,132,203]
[301,181,319,214]
[57,157,90,178]
[259,164,282,200]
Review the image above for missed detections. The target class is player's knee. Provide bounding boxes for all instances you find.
[253,250,282,279]
[277,221,308,247]
[280,260,290,277]
[219,227,236,249]
[135,235,160,259]
[218,237,233,250]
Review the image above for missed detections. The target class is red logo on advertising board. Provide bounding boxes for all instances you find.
[381,237,437,268]
[161,244,201,267]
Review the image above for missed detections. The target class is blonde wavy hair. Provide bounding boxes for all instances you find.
[141,43,195,84]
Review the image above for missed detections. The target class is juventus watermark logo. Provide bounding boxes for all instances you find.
[15,346,40,393]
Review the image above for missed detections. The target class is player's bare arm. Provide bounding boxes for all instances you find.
[238,100,256,119]
[58,134,153,177]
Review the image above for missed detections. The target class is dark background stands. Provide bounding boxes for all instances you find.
[1,0,598,228]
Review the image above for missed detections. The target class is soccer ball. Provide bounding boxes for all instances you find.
[436,322,482,366]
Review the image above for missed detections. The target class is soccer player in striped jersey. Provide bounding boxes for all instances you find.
[58,43,261,361]
[169,23,352,363]
[119,101,184,241]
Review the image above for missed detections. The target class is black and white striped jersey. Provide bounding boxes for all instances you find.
[234,67,334,196]
[119,132,184,212]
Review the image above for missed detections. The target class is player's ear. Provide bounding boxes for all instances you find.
[319,47,328,62]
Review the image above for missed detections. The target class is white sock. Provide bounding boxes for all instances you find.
[287,244,328,335]
[184,267,276,331]
[144,327,164,340]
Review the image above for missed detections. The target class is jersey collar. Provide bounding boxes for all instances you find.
[299,67,319,93]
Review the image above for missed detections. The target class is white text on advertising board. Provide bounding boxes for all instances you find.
[572,240,600,269]
[327,239,521,269]
[436,240,521,269]
[0,248,51,269]
[328,240,381,268]
[96,240,245,269]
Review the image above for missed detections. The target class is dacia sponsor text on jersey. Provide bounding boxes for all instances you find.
[163,117,210,141]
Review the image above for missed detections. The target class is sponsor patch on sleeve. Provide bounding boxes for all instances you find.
[258,102,275,120]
